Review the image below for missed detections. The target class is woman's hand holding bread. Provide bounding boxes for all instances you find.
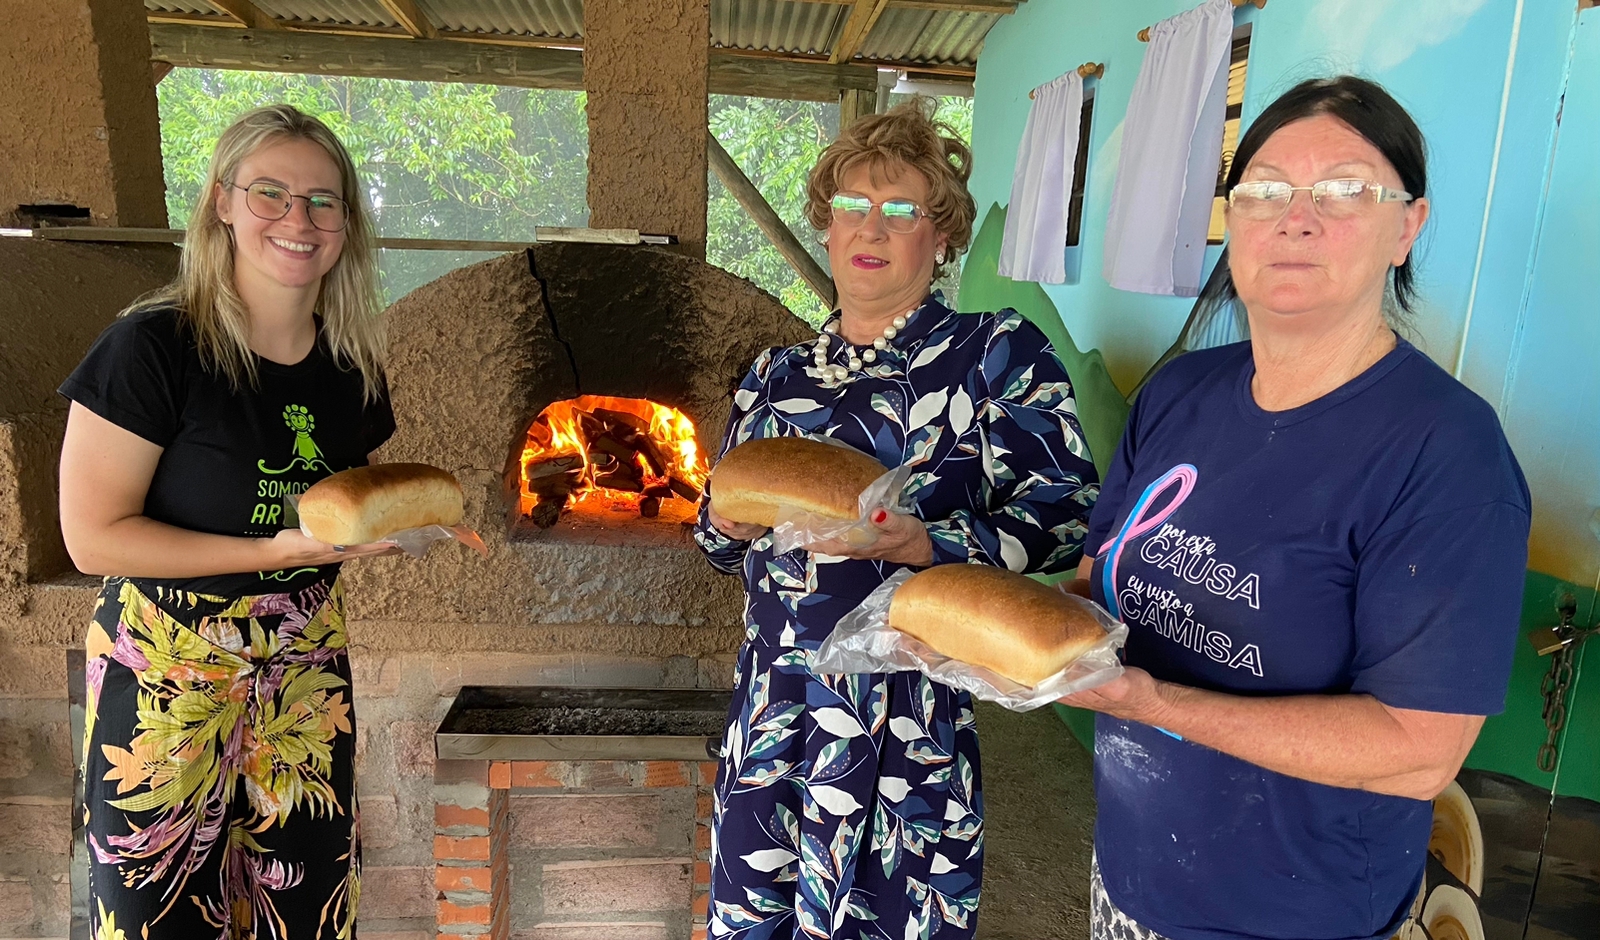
[806,508,933,566]
[708,437,933,560]
[706,504,768,542]
[262,528,402,568]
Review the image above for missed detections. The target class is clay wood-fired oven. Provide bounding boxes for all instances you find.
[361,241,810,617]
[360,243,809,939]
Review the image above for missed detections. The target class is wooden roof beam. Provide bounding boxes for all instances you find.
[206,0,281,30]
[830,0,893,64]
[788,0,1021,11]
[147,23,878,101]
[377,0,438,39]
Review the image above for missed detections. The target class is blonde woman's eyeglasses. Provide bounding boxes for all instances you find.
[228,181,350,232]
[1227,178,1413,222]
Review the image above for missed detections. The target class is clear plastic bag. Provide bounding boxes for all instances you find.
[769,444,916,555]
[811,569,1129,711]
[284,494,489,559]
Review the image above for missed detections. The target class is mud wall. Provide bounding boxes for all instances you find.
[0,0,167,227]
[0,238,176,938]
[0,238,178,597]
[583,0,710,256]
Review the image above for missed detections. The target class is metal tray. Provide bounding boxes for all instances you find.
[435,685,733,762]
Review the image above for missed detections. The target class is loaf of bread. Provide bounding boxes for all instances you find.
[298,463,463,545]
[888,565,1108,686]
[709,437,887,527]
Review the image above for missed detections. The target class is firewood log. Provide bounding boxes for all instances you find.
[668,476,701,502]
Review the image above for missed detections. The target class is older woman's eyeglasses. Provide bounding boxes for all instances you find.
[1227,178,1413,222]
[830,192,926,234]
[228,181,350,232]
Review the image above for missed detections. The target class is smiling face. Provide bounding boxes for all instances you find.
[1227,114,1428,331]
[827,160,948,320]
[214,135,347,294]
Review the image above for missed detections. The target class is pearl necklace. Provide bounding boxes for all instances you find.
[812,310,913,382]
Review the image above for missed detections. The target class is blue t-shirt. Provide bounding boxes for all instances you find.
[1084,339,1530,940]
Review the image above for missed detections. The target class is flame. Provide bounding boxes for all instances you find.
[519,395,709,516]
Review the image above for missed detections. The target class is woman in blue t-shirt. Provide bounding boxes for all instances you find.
[57,106,396,940]
[1061,77,1531,940]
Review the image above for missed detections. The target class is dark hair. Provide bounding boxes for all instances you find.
[1195,75,1428,329]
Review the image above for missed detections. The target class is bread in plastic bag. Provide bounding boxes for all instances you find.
[811,568,1128,711]
[284,493,488,558]
[768,436,915,554]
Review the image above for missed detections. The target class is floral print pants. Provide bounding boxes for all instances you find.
[83,577,359,940]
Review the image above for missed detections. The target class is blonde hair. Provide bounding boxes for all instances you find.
[128,104,386,400]
[805,98,976,278]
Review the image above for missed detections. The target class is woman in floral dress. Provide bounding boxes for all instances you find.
[694,101,1099,940]
[58,106,394,940]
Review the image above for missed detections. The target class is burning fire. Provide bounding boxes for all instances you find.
[518,395,710,523]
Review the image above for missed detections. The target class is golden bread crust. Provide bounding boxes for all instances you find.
[298,463,463,545]
[709,437,887,527]
[888,564,1107,685]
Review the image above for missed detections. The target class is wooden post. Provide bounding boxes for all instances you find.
[706,132,836,309]
[839,88,878,131]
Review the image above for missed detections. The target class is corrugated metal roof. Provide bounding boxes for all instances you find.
[247,0,397,28]
[145,0,1005,68]
[709,0,845,58]
[147,1,231,17]
[858,7,997,66]
[428,0,584,41]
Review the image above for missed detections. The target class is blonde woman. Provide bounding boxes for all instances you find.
[58,105,392,940]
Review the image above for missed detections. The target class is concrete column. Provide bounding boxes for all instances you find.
[583,0,710,258]
[0,0,167,227]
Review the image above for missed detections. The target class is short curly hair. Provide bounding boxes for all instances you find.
[805,99,976,279]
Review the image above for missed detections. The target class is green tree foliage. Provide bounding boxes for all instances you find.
[707,95,839,324]
[156,70,971,315]
[157,70,587,302]
[706,93,973,327]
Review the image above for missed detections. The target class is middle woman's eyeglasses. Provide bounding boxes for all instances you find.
[831,192,927,234]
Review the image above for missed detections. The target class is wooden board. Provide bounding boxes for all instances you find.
[148,23,880,100]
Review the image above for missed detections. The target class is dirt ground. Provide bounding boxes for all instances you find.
[974,701,1097,940]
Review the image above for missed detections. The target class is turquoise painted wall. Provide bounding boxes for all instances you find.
[970,0,1577,394]
[968,0,1599,797]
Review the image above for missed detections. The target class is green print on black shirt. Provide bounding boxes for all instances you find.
[59,308,396,596]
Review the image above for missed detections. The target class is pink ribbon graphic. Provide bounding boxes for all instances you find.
[1097,464,1198,620]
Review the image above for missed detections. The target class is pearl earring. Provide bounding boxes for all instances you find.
[935,249,945,264]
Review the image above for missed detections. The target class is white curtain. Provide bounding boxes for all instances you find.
[1102,0,1234,297]
[999,71,1084,284]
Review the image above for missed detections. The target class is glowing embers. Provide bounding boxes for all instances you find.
[518,396,708,528]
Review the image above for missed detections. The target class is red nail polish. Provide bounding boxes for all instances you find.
[871,509,888,525]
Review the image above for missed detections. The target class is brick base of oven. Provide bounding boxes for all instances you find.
[433,759,717,940]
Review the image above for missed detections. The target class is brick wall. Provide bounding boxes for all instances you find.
[0,643,74,939]
[350,651,733,940]
[432,758,718,940]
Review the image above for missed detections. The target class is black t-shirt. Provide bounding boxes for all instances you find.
[59,306,396,596]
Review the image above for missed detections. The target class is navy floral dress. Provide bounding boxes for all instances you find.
[694,294,1099,940]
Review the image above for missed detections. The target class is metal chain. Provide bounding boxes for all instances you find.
[1537,643,1576,773]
